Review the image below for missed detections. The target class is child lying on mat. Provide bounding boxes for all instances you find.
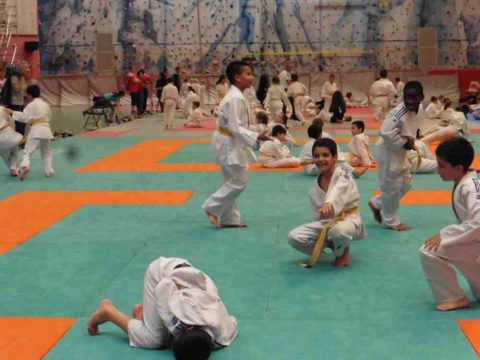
[259,125,301,168]
[288,137,365,267]
[87,257,237,359]
[419,138,480,311]
[183,101,209,128]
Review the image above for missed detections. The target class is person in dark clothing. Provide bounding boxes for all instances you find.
[256,68,269,103]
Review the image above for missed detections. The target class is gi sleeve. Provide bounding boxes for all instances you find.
[379,113,408,150]
[325,172,358,216]
[224,97,258,148]
[11,103,34,124]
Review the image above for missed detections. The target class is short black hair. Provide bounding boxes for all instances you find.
[167,77,173,83]
[192,101,200,108]
[307,124,321,139]
[431,96,438,102]
[312,137,337,156]
[395,77,400,82]
[26,84,40,98]
[272,124,287,137]
[172,328,212,360]
[352,120,365,132]
[226,61,251,85]
[379,69,388,78]
[291,73,299,81]
[311,117,324,130]
[346,92,352,98]
[256,111,268,124]
[272,76,279,84]
[403,80,424,95]
[435,137,474,172]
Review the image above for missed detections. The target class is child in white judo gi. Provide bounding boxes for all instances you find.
[87,257,238,359]
[347,120,374,168]
[183,101,208,128]
[288,137,365,267]
[259,125,301,168]
[287,73,308,124]
[369,69,396,122]
[0,105,22,176]
[408,140,438,174]
[368,81,425,231]
[425,96,443,119]
[419,138,480,311]
[161,78,179,130]
[264,76,290,123]
[267,111,298,147]
[202,61,270,228]
[4,85,54,180]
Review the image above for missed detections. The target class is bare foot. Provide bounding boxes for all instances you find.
[334,247,350,267]
[132,304,143,320]
[353,167,368,179]
[19,167,29,181]
[436,297,470,312]
[220,223,247,228]
[368,200,382,224]
[10,169,18,177]
[87,299,112,335]
[390,223,411,231]
[205,211,220,227]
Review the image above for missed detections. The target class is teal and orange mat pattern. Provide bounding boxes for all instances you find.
[1,119,479,359]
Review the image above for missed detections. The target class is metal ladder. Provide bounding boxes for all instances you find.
[0,0,17,64]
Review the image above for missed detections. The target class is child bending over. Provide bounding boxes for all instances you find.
[419,138,480,311]
[87,257,237,359]
[259,125,301,168]
[288,138,365,267]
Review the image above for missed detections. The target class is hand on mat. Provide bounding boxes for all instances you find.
[257,130,272,142]
[403,137,415,150]
[318,203,335,220]
[423,233,441,252]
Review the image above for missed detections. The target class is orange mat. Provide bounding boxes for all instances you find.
[77,138,378,173]
[0,190,193,255]
[458,320,480,357]
[372,190,450,205]
[0,317,76,359]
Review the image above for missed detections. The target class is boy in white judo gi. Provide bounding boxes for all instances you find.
[87,257,237,359]
[259,125,301,168]
[288,137,365,267]
[419,138,480,311]
[347,120,374,168]
[425,96,443,119]
[408,140,438,174]
[368,81,425,231]
[183,101,209,128]
[267,112,298,147]
[0,105,22,176]
[202,61,270,228]
[4,85,54,180]
[161,78,179,130]
[287,73,308,124]
[263,76,290,123]
[321,74,337,113]
[369,70,396,122]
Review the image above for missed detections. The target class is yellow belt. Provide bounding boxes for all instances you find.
[0,124,9,131]
[407,146,423,172]
[299,207,358,268]
[217,127,233,137]
[31,118,49,126]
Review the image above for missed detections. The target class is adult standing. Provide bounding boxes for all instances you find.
[369,69,396,122]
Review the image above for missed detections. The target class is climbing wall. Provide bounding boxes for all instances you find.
[37,0,480,75]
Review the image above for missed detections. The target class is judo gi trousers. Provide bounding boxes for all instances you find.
[288,219,357,257]
[419,243,480,303]
[260,157,300,168]
[269,100,283,123]
[0,147,18,171]
[21,138,53,174]
[163,99,176,128]
[371,97,389,122]
[202,164,247,225]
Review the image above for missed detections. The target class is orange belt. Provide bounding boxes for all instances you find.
[217,127,233,137]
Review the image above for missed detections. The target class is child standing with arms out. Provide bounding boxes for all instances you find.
[368,81,424,231]
[288,138,365,267]
[347,120,374,168]
[87,257,237,359]
[259,125,301,168]
[419,138,480,311]
[4,85,54,180]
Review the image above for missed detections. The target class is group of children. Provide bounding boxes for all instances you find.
[64,61,479,359]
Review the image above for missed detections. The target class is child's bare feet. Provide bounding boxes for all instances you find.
[436,297,470,311]
[390,223,411,231]
[19,167,29,181]
[10,169,18,177]
[205,211,220,227]
[87,299,112,335]
[368,200,382,223]
[132,304,143,320]
[353,167,368,179]
[220,223,247,228]
[334,247,350,267]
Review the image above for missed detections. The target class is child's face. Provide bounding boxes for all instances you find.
[403,88,424,113]
[351,124,362,136]
[313,146,337,172]
[436,157,464,182]
[276,132,287,143]
[235,66,254,91]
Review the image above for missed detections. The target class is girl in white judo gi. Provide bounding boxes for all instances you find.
[0,105,22,176]
[202,61,270,228]
[419,138,480,311]
[368,81,425,231]
[347,120,374,168]
[4,85,54,180]
[87,257,237,359]
[259,125,301,168]
[288,138,365,267]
